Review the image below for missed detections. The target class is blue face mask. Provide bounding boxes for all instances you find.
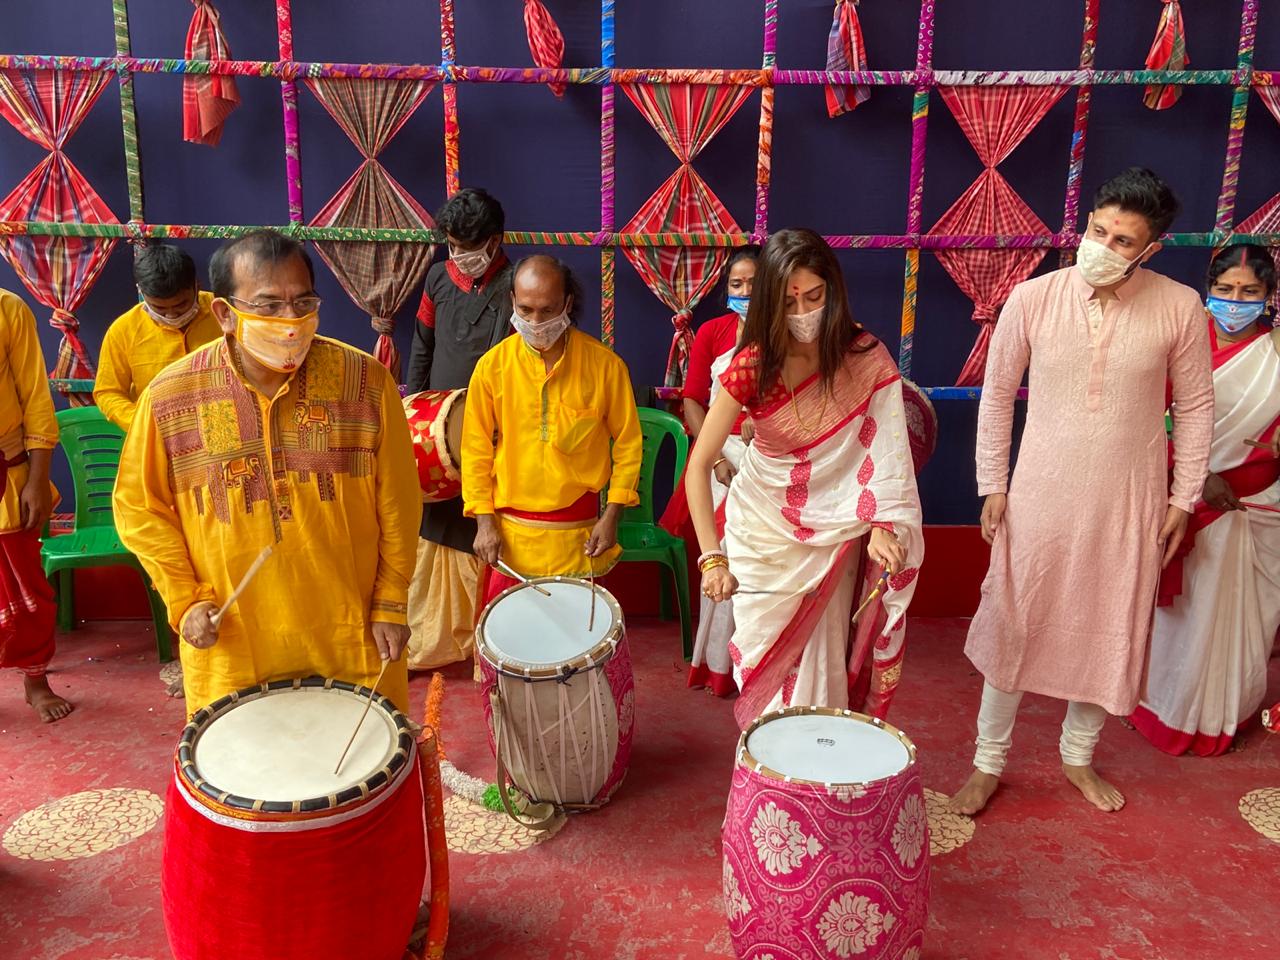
[1206,295,1268,334]
[727,295,750,318]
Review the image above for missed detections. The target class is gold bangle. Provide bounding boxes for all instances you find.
[712,457,728,469]
[699,555,729,574]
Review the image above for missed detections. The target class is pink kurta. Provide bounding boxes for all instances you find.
[965,265,1213,715]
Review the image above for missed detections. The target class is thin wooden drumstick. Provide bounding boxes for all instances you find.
[210,546,273,628]
[851,572,890,625]
[334,658,389,776]
[494,559,552,597]
[587,548,597,633]
[1244,439,1276,454]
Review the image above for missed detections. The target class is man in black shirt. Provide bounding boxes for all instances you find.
[405,188,512,669]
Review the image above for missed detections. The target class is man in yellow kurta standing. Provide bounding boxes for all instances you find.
[464,255,643,606]
[114,231,421,714]
[94,242,222,431]
[0,288,67,722]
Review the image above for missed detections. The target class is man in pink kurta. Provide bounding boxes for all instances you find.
[951,168,1214,815]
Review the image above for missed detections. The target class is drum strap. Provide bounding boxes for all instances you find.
[488,688,561,832]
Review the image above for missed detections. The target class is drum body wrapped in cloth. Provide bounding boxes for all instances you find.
[162,677,427,960]
[404,388,466,502]
[477,578,634,811]
[722,707,930,960]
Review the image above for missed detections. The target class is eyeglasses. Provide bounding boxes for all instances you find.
[227,295,322,316]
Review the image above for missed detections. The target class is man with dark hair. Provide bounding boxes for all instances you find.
[949,168,1214,815]
[94,242,221,430]
[114,229,421,715]
[464,255,642,605]
[404,187,513,671]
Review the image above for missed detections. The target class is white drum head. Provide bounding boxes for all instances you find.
[193,688,398,801]
[747,711,911,784]
[481,580,616,668]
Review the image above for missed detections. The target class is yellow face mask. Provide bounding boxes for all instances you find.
[221,301,319,373]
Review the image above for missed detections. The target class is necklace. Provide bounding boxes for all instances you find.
[785,372,827,435]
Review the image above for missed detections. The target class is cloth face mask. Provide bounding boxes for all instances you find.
[727,295,750,318]
[786,304,824,343]
[1205,295,1268,334]
[1076,236,1150,288]
[226,303,319,373]
[511,309,570,351]
[143,298,200,329]
[450,243,495,279]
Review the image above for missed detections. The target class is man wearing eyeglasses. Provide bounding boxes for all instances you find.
[114,230,421,716]
[94,242,222,431]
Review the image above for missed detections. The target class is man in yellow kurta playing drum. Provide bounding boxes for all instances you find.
[114,230,422,714]
[463,255,643,606]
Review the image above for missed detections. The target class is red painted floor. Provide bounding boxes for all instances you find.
[1,617,1277,960]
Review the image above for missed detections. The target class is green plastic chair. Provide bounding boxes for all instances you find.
[40,406,174,661]
[615,407,693,659]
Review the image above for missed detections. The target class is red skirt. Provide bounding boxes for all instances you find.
[0,528,55,672]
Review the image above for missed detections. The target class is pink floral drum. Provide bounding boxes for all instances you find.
[478,578,634,811]
[723,707,930,960]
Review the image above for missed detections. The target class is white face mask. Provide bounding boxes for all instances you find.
[511,308,570,352]
[1076,236,1152,289]
[786,304,824,343]
[450,241,495,279]
[142,296,200,329]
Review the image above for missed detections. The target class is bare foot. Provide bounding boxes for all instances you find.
[23,674,74,723]
[948,769,999,815]
[1062,763,1125,812]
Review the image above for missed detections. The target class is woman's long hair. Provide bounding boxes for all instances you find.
[739,228,874,402]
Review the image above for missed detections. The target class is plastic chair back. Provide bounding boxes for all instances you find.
[625,407,689,527]
[55,406,126,531]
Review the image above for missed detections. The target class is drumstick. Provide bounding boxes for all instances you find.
[1244,439,1276,454]
[1241,501,1280,514]
[587,548,597,633]
[210,546,273,628]
[851,572,891,625]
[334,658,389,776]
[493,559,552,597]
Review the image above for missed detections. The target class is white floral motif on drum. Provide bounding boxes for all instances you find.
[890,794,926,869]
[750,801,823,876]
[817,892,896,957]
[723,859,753,921]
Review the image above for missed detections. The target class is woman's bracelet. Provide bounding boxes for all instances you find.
[697,549,727,567]
[712,457,728,470]
[699,555,730,574]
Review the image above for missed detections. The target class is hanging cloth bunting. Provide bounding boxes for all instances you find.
[523,0,567,98]
[620,83,753,387]
[1233,87,1280,312]
[0,69,119,406]
[825,0,871,118]
[1143,0,1189,111]
[305,78,439,382]
[928,85,1067,386]
[184,0,241,146]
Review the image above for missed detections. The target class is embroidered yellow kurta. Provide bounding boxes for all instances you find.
[0,289,58,533]
[113,336,422,714]
[462,327,642,578]
[94,291,222,431]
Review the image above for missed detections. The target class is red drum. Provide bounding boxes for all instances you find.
[900,378,938,475]
[404,388,467,502]
[723,707,930,960]
[162,677,427,960]
[478,578,634,812]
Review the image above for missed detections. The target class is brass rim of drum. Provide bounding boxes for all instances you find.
[176,676,415,818]
[430,388,466,482]
[737,704,918,788]
[477,576,624,681]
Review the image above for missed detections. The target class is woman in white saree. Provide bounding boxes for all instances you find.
[687,229,924,729]
[1137,244,1280,755]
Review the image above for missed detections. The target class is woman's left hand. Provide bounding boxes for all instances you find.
[867,527,906,576]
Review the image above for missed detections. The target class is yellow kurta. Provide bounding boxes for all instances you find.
[462,327,642,578]
[94,291,222,431]
[113,336,422,714]
[0,290,58,532]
